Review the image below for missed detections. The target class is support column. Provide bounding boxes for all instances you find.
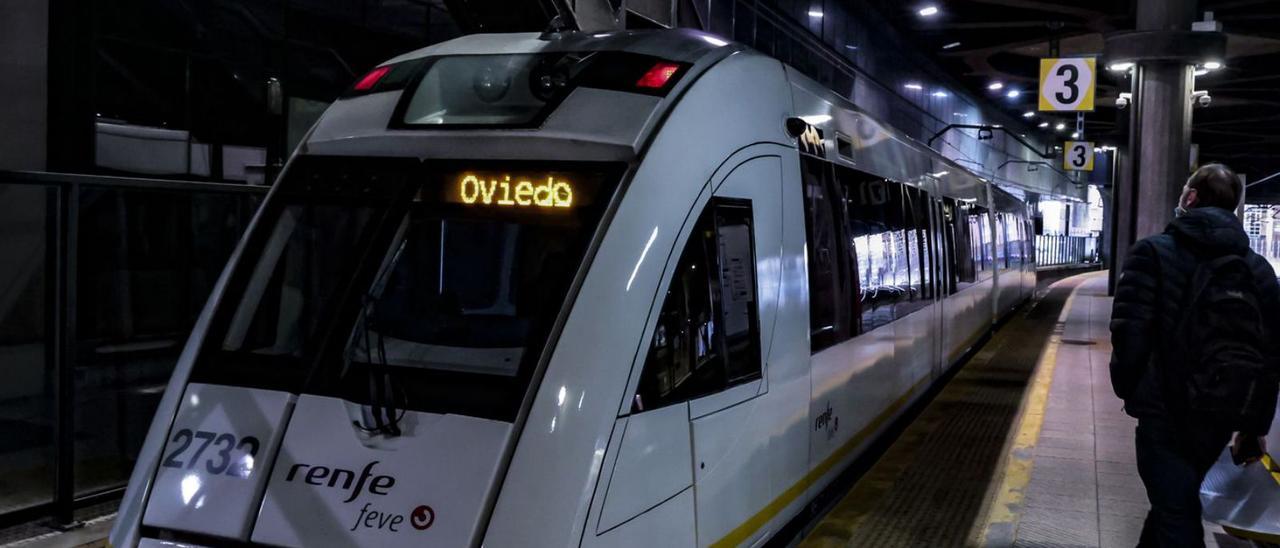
[1132,0,1196,240]
[1104,0,1224,286]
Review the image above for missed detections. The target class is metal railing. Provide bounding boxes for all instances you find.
[0,171,265,526]
[1036,234,1100,268]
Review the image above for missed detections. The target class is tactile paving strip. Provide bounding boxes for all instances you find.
[800,278,1085,548]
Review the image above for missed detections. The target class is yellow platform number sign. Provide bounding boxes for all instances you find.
[1063,141,1095,172]
[1039,58,1096,112]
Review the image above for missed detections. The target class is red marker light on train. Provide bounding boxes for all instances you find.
[354,65,392,92]
[636,62,681,89]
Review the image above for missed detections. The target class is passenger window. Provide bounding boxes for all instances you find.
[801,158,849,352]
[835,168,914,332]
[632,200,761,413]
[945,199,975,288]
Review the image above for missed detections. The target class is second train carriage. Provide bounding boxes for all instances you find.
[111,29,1036,548]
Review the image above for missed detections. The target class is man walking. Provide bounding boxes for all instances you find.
[1110,163,1280,547]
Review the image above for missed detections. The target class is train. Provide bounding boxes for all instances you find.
[111,29,1041,548]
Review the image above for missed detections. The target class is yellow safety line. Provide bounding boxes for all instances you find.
[977,288,1078,545]
[1223,525,1280,545]
[709,377,930,548]
[1264,453,1280,486]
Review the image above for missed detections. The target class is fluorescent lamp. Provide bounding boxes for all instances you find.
[918,6,939,16]
[1038,122,1050,128]
[987,82,1004,91]
[942,42,961,49]
[932,91,948,97]
[808,10,823,17]
[1203,61,1222,70]
[1022,111,1035,118]
[1107,62,1134,72]
[904,82,924,90]
[1007,89,1021,98]
[1055,123,1066,131]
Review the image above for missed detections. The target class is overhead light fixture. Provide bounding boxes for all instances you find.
[918,6,939,17]
[1007,89,1021,98]
[1022,111,1035,118]
[987,82,1004,91]
[808,10,823,17]
[1038,122,1050,128]
[932,91,948,97]
[845,44,859,50]
[904,82,924,90]
[1071,131,1080,139]
[1107,62,1135,72]
[1055,123,1066,131]
[1194,68,1210,76]
[1203,61,1223,70]
[942,42,961,50]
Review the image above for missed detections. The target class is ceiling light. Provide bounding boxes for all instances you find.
[942,42,961,49]
[1071,131,1080,139]
[1007,89,1021,98]
[1055,123,1066,131]
[918,6,939,17]
[1107,62,1134,72]
[1203,61,1222,70]
[904,82,924,90]
[932,91,948,97]
[808,10,823,17]
[1038,122,1050,128]
[1194,68,1210,76]
[845,44,859,50]
[987,82,1004,91]
[1022,111,1035,118]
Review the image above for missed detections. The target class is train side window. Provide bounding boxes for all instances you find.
[632,200,761,413]
[801,157,849,352]
[995,214,1008,268]
[946,198,976,288]
[838,168,909,333]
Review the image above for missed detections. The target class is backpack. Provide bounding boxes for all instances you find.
[1172,253,1270,429]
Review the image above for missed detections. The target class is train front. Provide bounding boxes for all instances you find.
[109,30,733,548]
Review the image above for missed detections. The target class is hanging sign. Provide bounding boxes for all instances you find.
[1063,141,1095,171]
[1039,58,1096,112]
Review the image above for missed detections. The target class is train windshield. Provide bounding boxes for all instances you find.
[199,157,621,421]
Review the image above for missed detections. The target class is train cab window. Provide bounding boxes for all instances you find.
[632,200,761,413]
[200,157,623,422]
[801,158,849,352]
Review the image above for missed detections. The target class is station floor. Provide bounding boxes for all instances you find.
[799,272,1256,548]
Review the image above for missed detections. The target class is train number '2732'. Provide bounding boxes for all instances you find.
[161,429,261,478]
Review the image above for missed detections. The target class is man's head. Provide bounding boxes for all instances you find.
[1179,163,1242,212]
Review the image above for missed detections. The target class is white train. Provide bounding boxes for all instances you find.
[111,29,1038,548]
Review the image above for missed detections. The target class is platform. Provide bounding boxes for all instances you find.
[799,272,1257,548]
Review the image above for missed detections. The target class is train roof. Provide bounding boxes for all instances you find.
[382,29,740,67]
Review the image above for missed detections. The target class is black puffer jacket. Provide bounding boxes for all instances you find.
[1110,207,1280,434]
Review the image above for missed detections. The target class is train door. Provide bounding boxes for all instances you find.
[688,155,783,548]
[929,196,947,377]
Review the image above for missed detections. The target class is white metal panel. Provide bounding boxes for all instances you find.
[691,397,772,547]
[250,395,510,548]
[482,51,792,548]
[142,383,292,541]
[597,403,692,532]
[582,487,697,548]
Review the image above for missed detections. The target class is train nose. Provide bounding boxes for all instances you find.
[141,384,513,547]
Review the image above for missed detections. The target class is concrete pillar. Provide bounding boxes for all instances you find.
[1107,0,1222,285]
[1131,61,1195,239]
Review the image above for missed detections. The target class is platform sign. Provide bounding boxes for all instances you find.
[1063,141,1095,171]
[1039,58,1096,112]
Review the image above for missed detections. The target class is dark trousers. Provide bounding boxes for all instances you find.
[1134,417,1232,548]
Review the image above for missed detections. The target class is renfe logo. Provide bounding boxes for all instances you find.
[286,461,395,503]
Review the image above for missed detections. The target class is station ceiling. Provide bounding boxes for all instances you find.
[872,0,1280,190]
